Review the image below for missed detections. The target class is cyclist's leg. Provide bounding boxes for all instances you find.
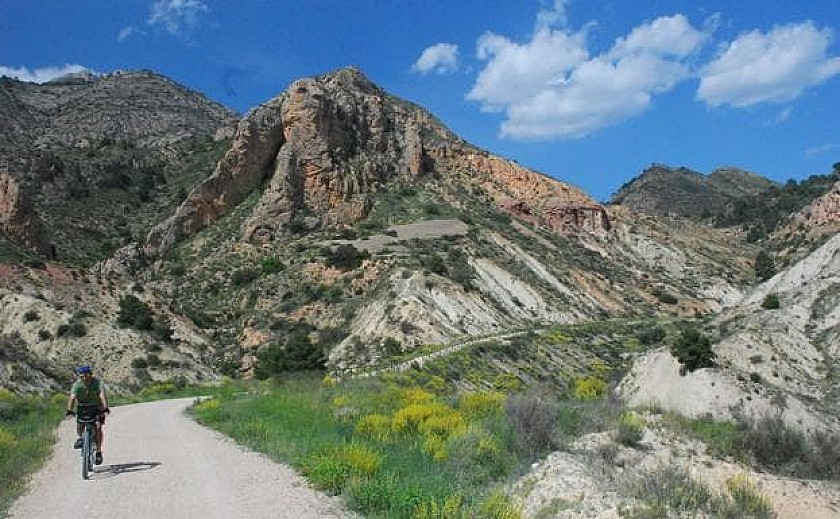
[74,420,84,448]
[94,420,104,465]
[94,421,103,451]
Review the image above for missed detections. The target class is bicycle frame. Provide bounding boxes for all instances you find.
[76,403,100,480]
[79,417,96,479]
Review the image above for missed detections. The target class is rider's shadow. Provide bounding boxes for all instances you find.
[92,461,161,478]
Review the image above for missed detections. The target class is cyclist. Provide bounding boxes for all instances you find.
[65,365,110,465]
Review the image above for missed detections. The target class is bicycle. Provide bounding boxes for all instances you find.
[75,404,101,480]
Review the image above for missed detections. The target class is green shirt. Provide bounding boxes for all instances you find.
[71,378,102,406]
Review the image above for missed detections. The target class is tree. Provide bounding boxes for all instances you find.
[754,250,775,282]
[254,330,325,378]
[326,244,369,271]
[116,294,153,330]
[670,326,715,373]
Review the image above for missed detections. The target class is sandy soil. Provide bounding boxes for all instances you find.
[8,398,356,519]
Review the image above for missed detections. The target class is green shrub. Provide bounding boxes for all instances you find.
[616,412,646,447]
[383,337,402,357]
[723,473,774,518]
[117,294,154,330]
[231,267,259,286]
[260,257,284,274]
[302,443,382,493]
[254,330,325,378]
[637,326,666,345]
[761,293,780,309]
[326,244,370,271]
[670,326,715,373]
[754,250,775,282]
[445,427,509,484]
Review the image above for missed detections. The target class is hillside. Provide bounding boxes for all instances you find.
[0,67,762,391]
[0,71,238,266]
[0,70,238,152]
[609,164,775,218]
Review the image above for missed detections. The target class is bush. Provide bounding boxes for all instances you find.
[803,430,840,479]
[670,326,715,373]
[382,337,402,357]
[117,294,154,330]
[637,326,666,345]
[459,391,506,419]
[616,412,646,447]
[745,414,809,472]
[573,375,607,400]
[754,250,775,282]
[231,267,259,286]
[56,320,86,338]
[22,310,39,323]
[505,390,559,456]
[260,257,284,275]
[302,443,382,493]
[254,330,325,378]
[326,244,369,271]
[761,293,780,309]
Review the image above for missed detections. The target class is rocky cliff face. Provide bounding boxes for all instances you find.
[773,180,840,260]
[0,172,52,257]
[141,68,608,261]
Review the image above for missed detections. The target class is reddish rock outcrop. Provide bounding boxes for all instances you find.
[0,172,54,257]
[773,180,840,256]
[140,67,610,261]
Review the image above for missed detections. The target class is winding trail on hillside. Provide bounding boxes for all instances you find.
[8,398,356,519]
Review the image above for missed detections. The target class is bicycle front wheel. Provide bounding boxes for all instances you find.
[81,426,92,480]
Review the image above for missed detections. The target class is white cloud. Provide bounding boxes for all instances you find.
[698,22,840,107]
[468,29,589,110]
[0,64,94,83]
[774,106,793,124]
[412,43,460,75]
[535,0,570,32]
[118,26,142,42]
[148,0,208,37]
[468,13,707,139]
[806,142,840,158]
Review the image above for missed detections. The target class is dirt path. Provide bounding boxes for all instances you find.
[7,398,356,519]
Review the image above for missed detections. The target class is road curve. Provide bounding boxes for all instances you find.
[8,398,356,519]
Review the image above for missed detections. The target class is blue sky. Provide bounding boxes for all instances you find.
[2,1,839,201]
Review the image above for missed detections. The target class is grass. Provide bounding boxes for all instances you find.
[191,374,529,518]
[665,412,840,480]
[0,390,64,516]
[621,466,775,519]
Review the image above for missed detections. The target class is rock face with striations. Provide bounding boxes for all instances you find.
[0,172,53,257]
[142,67,608,259]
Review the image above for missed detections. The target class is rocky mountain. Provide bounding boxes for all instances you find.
[1,66,835,407]
[609,164,776,218]
[0,70,238,152]
[0,70,238,266]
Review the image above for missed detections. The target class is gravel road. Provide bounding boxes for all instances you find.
[8,398,356,519]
